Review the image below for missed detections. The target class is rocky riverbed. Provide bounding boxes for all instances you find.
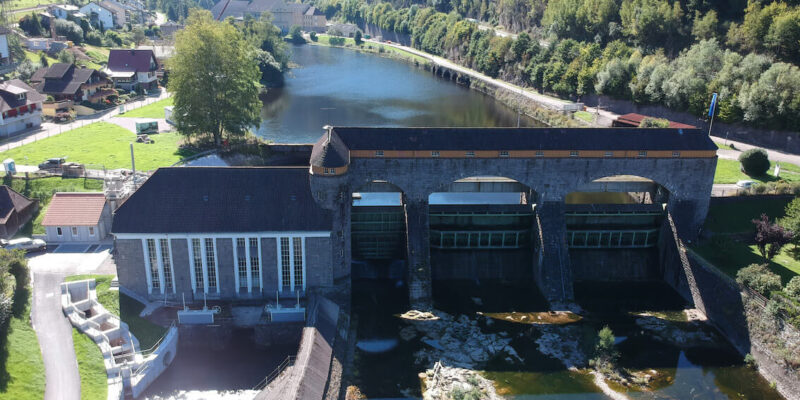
[422,362,502,400]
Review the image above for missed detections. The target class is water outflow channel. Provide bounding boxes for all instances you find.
[351,279,784,399]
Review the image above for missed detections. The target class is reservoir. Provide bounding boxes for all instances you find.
[256,44,540,143]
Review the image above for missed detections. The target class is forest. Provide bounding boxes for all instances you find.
[309,0,800,130]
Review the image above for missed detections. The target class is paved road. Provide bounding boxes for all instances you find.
[369,39,578,111]
[28,246,116,400]
[0,91,171,153]
[712,136,800,166]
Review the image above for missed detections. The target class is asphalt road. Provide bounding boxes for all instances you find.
[28,246,115,400]
[31,270,80,400]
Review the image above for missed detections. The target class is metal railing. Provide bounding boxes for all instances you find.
[252,355,297,391]
[129,320,177,377]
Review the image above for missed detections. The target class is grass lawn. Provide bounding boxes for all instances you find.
[4,176,103,236]
[81,45,110,64]
[6,0,59,10]
[703,196,793,234]
[695,196,799,284]
[0,290,45,400]
[24,50,58,66]
[0,121,193,171]
[119,97,173,119]
[72,329,107,400]
[714,159,800,184]
[574,110,594,123]
[312,34,430,64]
[65,275,167,350]
[693,243,800,284]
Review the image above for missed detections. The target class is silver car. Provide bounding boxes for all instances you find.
[2,238,47,253]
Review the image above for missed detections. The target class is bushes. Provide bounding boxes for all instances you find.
[329,36,346,46]
[309,31,318,42]
[736,263,782,295]
[53,19,84,44]
[85,31,104,46]
[785,276,800,299]
[739,148,770,176]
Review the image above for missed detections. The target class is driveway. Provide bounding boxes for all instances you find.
[28,245,116,400]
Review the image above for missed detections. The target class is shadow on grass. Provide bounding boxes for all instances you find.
[694,241,798,284]
[0,321,10,392]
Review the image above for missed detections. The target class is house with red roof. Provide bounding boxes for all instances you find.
[42,193,111,242]
[105,49,158,92]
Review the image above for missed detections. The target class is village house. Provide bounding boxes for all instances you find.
[210,0,327,32]
[0,186,38,239]
[112,167,333,302]
[30,63,115,115]
[105,49,159,91]
[79,2,117,29]
[49,4,81,20]
[0,80,44,138]
[42,193,112,243]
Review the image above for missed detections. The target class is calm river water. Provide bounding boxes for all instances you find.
[256,44,539,143]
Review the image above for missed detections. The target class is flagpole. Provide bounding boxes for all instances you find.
[707,92,717,137]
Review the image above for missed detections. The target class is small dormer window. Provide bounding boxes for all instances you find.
[499,151,509,157]
[17,93,25,101]
[570,151,579,157]
[375,150,384,157]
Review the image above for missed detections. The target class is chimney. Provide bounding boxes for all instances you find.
[323,125,332,144]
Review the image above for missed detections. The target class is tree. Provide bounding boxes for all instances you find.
[354,30,363,45]
[168,10,261,146]
[785,276,800,299]
[780,198,800,248]
[15,59,40,81]
[736,263,782,295]
[58,49,75,64]
[53,19,84,44]
[18,13,44,36]
[639,117,670,127]
[309,31,318,41]
[753,214,794,261]
[589,326,618,372]
[738,148,770,176]
[133,27,146,45]
[289,25,305,44]
[692,10,719,41]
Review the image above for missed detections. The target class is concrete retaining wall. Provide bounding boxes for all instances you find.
[128,327,179,399]
[431,249,534,280]
[658,213,800,399]
[571,248,660,281]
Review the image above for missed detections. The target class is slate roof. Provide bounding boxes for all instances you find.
[0,186,36,224]
[0,80,45,112]
[315,127,717,155]
[112,167,332,234]
[211,0,304,19]
[310,130,349,168]
[42,193,107,226]
[107,49,156,72]
[31,64,107,96]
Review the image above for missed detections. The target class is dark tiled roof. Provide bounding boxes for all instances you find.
[112,167,332,234]
[0,80,45,112]
[310,131,349,168]
[324,127,717,152]
[0,186,36,224]
[31,64,107,96]
[107,49,156,72]
[43,63,71,79]
[211,0,286,19]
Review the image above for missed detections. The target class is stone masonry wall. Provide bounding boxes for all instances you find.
[114,238,147,299]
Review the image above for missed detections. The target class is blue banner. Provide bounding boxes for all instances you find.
[708,92,718,117]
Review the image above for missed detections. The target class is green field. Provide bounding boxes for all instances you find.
[66,275,168,350]
[24,50,57,66]
[0,292,45,400]
[695,196,799,283]
[573,110,594,123]
[120,97,173,119]
[714,159,800,184]
[0,122,192,171]
[6,0,60,11]
[72,329,107,400]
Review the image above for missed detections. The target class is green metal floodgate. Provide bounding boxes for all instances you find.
[351,208,406,259]
[429,210,534,250]
[565,208,664,249]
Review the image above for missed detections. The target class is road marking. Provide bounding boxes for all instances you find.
[46,293,54,298]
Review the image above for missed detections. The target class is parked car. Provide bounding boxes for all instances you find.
[736,180,756,189]
[38,157,66,170]
[1,237,46,252]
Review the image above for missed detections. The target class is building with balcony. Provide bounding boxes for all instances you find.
[105,49,158,91]
[0,80,44,137]
[30,63,115,113]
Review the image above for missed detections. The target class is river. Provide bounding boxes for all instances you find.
[255,44,540,144]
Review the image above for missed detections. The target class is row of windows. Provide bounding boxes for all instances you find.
[373,150,681,157]
[56,226,95,236]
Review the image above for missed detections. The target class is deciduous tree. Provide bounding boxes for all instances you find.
[753,214,794,261]
[168,10,261,146]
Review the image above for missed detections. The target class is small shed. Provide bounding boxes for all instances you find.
[0,186,38,239]
[42,193,111,242]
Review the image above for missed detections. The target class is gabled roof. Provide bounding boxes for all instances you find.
[0,80,45,112]
[112,167,332,234]
[310,130,349,168]
[107,49,156,72]
[211,0,297,20]
[0,186,36,224]
[31,64,107,96]
[42,193,107,227]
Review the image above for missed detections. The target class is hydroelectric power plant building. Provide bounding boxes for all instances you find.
[112,127,717,308]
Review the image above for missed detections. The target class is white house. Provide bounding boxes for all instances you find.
[49,4,80,19]
[106,49,159,91]
[0,80,44,138]
[42,193,112,243]
[79,2,116,30]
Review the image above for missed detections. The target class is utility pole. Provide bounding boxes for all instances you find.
[130,143,137,189]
